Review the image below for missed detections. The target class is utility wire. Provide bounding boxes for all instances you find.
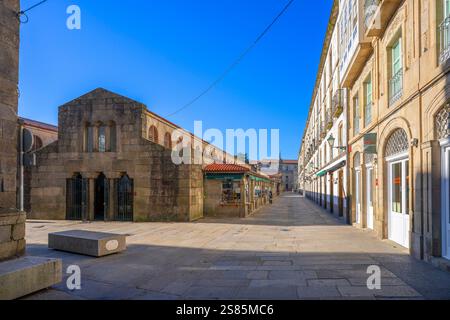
[17,0,49,24]
[166,0,295,118]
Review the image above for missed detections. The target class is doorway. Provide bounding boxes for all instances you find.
[387,155,410,248]
[366,166,374,230]
[94,173,109,221]
[66,173,87,220]
[441,140,450,260]
[116,174,134,222]
[355,169,362,224]
[329,173,334,214]
[338,170,344,217]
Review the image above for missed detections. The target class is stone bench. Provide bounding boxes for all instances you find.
[0,256,62,300]
[48,230,127,257]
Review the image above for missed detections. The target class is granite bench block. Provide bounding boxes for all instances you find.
[0,256,62,300]
[48,230,127,257]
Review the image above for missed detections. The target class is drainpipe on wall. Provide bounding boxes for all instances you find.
[19,122,24,212]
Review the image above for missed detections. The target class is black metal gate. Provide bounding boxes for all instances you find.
[115,174,134,221]
[66,174,88,220]
[94,173,109,221]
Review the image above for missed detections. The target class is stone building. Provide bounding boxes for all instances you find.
[300,0,450,268]
[204,164,276,218]
[19,117,58,212]
[298,0,349,220]
[25,88,260,223]
[0,0,60,300]
[346,0,450,265]
[0,0,25,261]
[279,160,298,191]
[27,88,206,222]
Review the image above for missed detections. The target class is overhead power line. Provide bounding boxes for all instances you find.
[17,0,49,24]
[166,0,295,118]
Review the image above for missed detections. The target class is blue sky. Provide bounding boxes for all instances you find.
[19,0,333,160]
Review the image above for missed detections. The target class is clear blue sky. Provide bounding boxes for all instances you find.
[19,0,333,160]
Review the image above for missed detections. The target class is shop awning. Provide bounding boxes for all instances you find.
[316,161,346,177]
[316,170,327,177]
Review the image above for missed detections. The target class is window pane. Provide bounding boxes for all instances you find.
[110,125,116,152]
[392,163,402,213]
[86,127,93,152]
[98,126,106,153]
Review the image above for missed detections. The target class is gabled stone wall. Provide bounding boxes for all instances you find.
[27,89,204,222]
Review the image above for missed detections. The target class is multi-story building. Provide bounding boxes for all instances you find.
[299,1,349,220]
[300,0,450,267]
[347,0,450,265]
[279,160,298,191]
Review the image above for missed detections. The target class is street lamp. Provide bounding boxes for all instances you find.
[327,134,347,151]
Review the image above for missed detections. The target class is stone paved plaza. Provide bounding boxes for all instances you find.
[24,194,450,300]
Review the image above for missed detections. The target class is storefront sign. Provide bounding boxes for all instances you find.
[364,133,377,154]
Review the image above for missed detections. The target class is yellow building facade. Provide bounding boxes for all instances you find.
[347,0,450,264]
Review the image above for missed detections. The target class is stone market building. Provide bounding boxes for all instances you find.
[24,88,276,223]
[204,164,277,218]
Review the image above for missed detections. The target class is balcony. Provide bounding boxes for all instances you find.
[365,0,402,38]
[389,69,403,106]
[332,89,345,118]
[325,109,333,130]
[439,16,450,65]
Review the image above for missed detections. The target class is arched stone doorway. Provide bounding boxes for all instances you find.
[94,173,109,221]
[436,104,450,259]
[66,173,88,220]
[115,174,134,222]
[385,128,410,248]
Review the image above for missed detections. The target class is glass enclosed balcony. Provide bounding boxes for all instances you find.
[440,16,450,65]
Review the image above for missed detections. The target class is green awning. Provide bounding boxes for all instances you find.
[316,170,327,177]
[205,173,244,180]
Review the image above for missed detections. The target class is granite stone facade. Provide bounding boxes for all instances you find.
[27,88,204,222]
[0,0,25,261]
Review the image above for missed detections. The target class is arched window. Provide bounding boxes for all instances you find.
[32,135,43,151]
[148,125,159,144]
[435,104,450,140]
[354,152,361,168]
[109,122,117,152]
[98,123,107,153]
[385,129,409,158]
[164,132,172,149]
[85,123,94,152]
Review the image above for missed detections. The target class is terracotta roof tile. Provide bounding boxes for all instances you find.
[204,164,250,173]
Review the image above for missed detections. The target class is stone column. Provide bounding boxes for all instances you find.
[0,0,25,261]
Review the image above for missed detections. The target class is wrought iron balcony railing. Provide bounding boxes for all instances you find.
[389,69,403,106]
[440,16,450,64]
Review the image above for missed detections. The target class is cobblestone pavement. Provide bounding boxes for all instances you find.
[24,194,450,300]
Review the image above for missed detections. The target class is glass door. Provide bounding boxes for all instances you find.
[355,169,361,224]
[442,146,450,260]
[366,167,374,230]
[388,158,410,248]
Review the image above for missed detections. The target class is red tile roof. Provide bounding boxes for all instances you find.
[204,164,251,173]
[281,160,298,165]
[20,117,58,132]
